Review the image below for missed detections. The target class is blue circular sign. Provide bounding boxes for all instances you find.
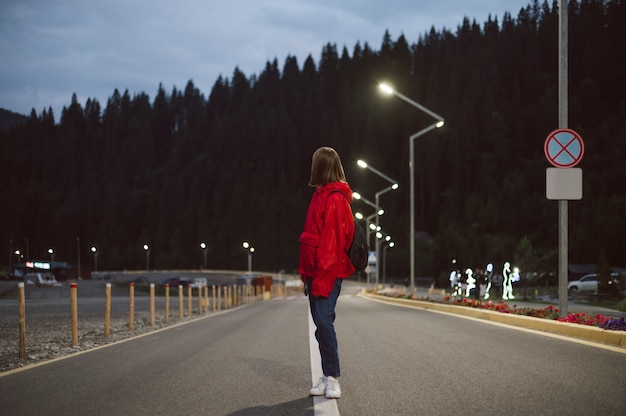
[544,129,584,168]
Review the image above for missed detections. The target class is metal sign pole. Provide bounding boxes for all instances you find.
[558,0,569,317]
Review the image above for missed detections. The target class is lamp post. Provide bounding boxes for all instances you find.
[91,246,98,272]
[355,211,378,284]
[200,242,208,270]
[242,241,255,273]
[353,192,384,246]
[379,82,445,293]
[15,250,21,264]
[356,160,399,288]
[382,238,394,284]
[143,244,150,272]
[48,248,54,261]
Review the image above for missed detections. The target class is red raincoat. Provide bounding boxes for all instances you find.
[298,181,356,297]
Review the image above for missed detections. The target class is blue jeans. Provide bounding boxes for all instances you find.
[308,277,342,378]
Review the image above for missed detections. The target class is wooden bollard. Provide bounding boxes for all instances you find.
[187,286,192,316]
[212,285,216,311]
[150,283,155,326]
[165,284,170,323]
[105,283,111,337]
[129,282,135,332]
[204,286,209,314]
[197,286,202,314]
[178,285,183,319]
[18,282,26,359]
[70,282,78,346]
[217,285,221,311]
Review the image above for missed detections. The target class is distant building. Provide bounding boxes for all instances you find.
[12,260,86,281]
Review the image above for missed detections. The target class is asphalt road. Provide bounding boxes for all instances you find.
[1,283,625,416]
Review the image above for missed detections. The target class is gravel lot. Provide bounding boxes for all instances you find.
[0,279,228,374]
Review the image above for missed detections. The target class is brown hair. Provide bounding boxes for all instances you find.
[309,147,347,187]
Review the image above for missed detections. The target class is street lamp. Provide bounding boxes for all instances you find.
[242,241,255,273]
[382,237,394,284]
[15,250,22,264]
[200,242,208,270]
[48,248,54,261]
[353,192,384,247]
[143,244,150,272]
[356,160,399,287]
[91,246,98,272]
[379,82,445,293]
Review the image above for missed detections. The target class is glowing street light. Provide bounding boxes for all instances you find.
[356,160,399,287]
[48,248,54,261]
[379,82,445,293]
[200,242,208,269]
[91,246,98,272]
[242,241,255,273]
[143,244,150,272]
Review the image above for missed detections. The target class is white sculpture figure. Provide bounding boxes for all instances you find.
[484,263,494,300]
[465,268,475,297]
[502,261,515,300]
[449,270,458,295]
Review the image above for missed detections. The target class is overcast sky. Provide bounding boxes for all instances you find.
[1,0,529,117]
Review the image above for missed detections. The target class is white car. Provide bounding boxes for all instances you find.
[568,273,618,293]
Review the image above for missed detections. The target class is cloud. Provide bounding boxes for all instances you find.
[0,0,528,116]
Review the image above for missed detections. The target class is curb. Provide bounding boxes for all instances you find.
[362,291,626,349]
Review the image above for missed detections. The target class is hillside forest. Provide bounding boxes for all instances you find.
[1,0,625,284]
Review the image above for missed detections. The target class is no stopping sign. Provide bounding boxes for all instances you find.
[544,129,584,168]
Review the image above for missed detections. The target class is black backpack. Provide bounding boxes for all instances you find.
[348,219,369,272]
[330,191,369,272]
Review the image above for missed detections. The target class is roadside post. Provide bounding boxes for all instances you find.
[178,285,183,319]
[150,283,155,326]
[70,282,78,346]
[545,127,583,318]
[18,282,26,359]
[165,284,170,323]
[105,283,111,337]
[129,282,135,332]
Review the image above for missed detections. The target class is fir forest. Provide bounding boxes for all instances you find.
[1,0,624,286]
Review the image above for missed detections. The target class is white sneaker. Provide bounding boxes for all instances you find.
[309,376,327,396]
[325,376,341,399]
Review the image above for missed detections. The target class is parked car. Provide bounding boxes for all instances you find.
[160,276,191,288]
[132,276,150,286]
[189,277,207,288]
[24,272,60,287]
[568,273,618,293]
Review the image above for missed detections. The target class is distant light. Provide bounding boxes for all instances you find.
[143,244,149,251]
[377,209,384,216]
[355,212,364,220]
[391,183,399,190]
[389,242,395,248]
[357,160,368,169]
[352,192,361,200]
[242,241,250,249]
[436,121,445,128]
[379,83,394,95]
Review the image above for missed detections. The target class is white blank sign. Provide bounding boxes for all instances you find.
[546,168,582,200]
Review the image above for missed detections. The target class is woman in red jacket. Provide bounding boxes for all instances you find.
[299,146,355,400]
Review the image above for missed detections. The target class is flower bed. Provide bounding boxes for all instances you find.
[439,295,626,331]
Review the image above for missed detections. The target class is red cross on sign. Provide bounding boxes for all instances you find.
[544,129,584,168]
